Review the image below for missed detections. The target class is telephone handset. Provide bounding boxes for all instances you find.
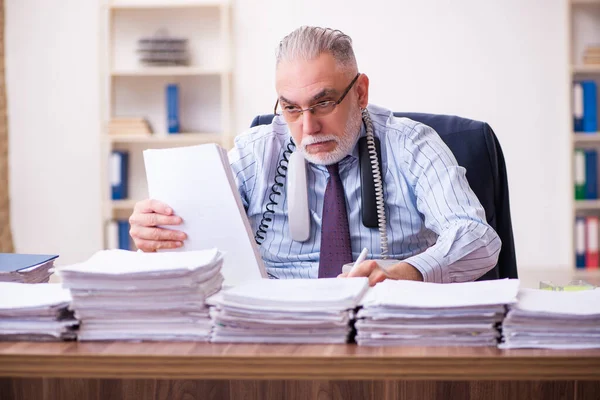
[254,108,389,260]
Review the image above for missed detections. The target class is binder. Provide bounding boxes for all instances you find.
[166,83,180,134]
[118,220,131,250]
[110,150,129,200]
[575,216,586,268]
[0,254,58,273]
[585,216,599,269]
[574,82,583,132]
[574,80,598,133]
[585,150,598,199]
[575,149,586,200]
[106,220,131,250]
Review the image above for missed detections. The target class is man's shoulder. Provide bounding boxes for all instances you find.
[233,115,291,150]
[368,104,426,139]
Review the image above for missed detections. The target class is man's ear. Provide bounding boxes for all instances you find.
[356,74,369,108]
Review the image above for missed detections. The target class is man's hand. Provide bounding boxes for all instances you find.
[129,199,187,252]
[338,260,424,286]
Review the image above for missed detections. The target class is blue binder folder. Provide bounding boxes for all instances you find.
[166,83,180,134]
[0,254,59,272]
[575,216,586,269]
[574,80,598,133]
[118,220,130,250]
[111,150,129,200]
[585,150,598,199]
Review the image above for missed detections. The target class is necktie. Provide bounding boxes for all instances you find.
[318,163,353,278]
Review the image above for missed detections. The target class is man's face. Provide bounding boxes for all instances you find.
[275,53,367,165]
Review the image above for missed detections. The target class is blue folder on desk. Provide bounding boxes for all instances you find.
[0,254,59,272]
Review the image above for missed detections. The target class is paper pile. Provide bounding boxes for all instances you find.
[0,282,78,341]
[57,248,224,341]
[356,279,520,346]
[209,278,369,344]
[500,288,600,349]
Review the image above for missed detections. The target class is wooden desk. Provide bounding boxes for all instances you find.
[1,342,599,400]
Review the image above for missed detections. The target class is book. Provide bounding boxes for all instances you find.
[143,143,267,287]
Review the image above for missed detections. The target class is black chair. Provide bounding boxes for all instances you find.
[250,113,518,280]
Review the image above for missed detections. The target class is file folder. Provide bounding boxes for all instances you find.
[585,150,598,199]
[166,84,180,134]
[575,216,586,269]
[110,150,129,200]
[575,149,586,200]
[585,216,599,269]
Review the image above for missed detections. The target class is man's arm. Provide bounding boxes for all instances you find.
[399,123,502,283]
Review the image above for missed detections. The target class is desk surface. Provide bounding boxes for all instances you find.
[1,342,600,381]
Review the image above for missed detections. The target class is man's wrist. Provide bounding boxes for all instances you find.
[387,261,424,281]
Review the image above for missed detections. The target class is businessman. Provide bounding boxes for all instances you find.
[129,26,501,286]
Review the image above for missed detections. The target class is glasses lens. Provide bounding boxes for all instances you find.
[313,102,336,117]
[283,108,302,121]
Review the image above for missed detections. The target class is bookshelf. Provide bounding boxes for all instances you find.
[99,0,232,249]
[569,0,600,269]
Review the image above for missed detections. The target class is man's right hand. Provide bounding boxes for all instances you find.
[129,199,187,252]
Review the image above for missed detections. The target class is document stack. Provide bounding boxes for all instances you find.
[209,278,369,344]
[57,248,224,341]
[0,282,77,341]
[0,253,58,283]
[355,279,520,346]
[500,288,600,349]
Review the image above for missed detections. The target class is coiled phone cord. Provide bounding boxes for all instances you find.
[254,139,295,245]
[361,108,388,259]
[254,109,388,259]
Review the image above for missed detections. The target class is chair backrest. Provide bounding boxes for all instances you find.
[250,113,518,280]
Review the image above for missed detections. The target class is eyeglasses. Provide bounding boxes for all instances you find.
[274,73,360,122]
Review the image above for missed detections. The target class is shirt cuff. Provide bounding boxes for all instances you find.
[403,250,445,283]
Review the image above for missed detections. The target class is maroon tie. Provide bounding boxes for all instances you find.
[318,163,353,278]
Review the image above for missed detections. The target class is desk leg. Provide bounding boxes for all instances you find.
[2,378,599,400]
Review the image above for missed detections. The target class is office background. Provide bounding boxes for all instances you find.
[4,0,571,271]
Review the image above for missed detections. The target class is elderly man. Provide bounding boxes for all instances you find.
[129,26,501,286]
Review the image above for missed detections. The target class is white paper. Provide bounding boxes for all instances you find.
[143,144,266,286]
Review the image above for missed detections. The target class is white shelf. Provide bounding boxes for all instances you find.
[572,65,600,74]
[571,0,600,5]
[111,67,228,77]
[108,0,227,9]
[575,200,600,210]
[107,132,224,144]
[573,133,600,143]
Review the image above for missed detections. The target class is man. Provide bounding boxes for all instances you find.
[129,26,501,286]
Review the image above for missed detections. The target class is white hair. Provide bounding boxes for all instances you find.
[276,26,358,73]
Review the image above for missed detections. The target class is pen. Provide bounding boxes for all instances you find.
[348,247,369,274]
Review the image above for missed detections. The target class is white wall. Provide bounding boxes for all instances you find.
[6,0,571,269]
[6,0,102,265]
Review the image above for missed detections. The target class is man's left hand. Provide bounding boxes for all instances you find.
[338,260,424,286]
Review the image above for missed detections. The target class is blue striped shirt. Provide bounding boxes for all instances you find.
[228,104,501,283]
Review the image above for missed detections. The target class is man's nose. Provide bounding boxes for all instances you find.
[301,110,321,136]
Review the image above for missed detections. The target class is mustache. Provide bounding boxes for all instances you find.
[301,134,339,148]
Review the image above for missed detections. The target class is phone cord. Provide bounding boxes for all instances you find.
[362,108,389,259]
[254,139,295,245]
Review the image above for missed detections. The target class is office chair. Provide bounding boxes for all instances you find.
[250,112,518,280]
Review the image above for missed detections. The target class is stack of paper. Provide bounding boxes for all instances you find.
[356,279,520,346]
[56,248,224,341]
[500,288,600,349]
[209,278,369,344]
[0,282,78,341]
[0,254,59,283]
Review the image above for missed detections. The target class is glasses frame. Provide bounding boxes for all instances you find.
[273,73,361,120]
